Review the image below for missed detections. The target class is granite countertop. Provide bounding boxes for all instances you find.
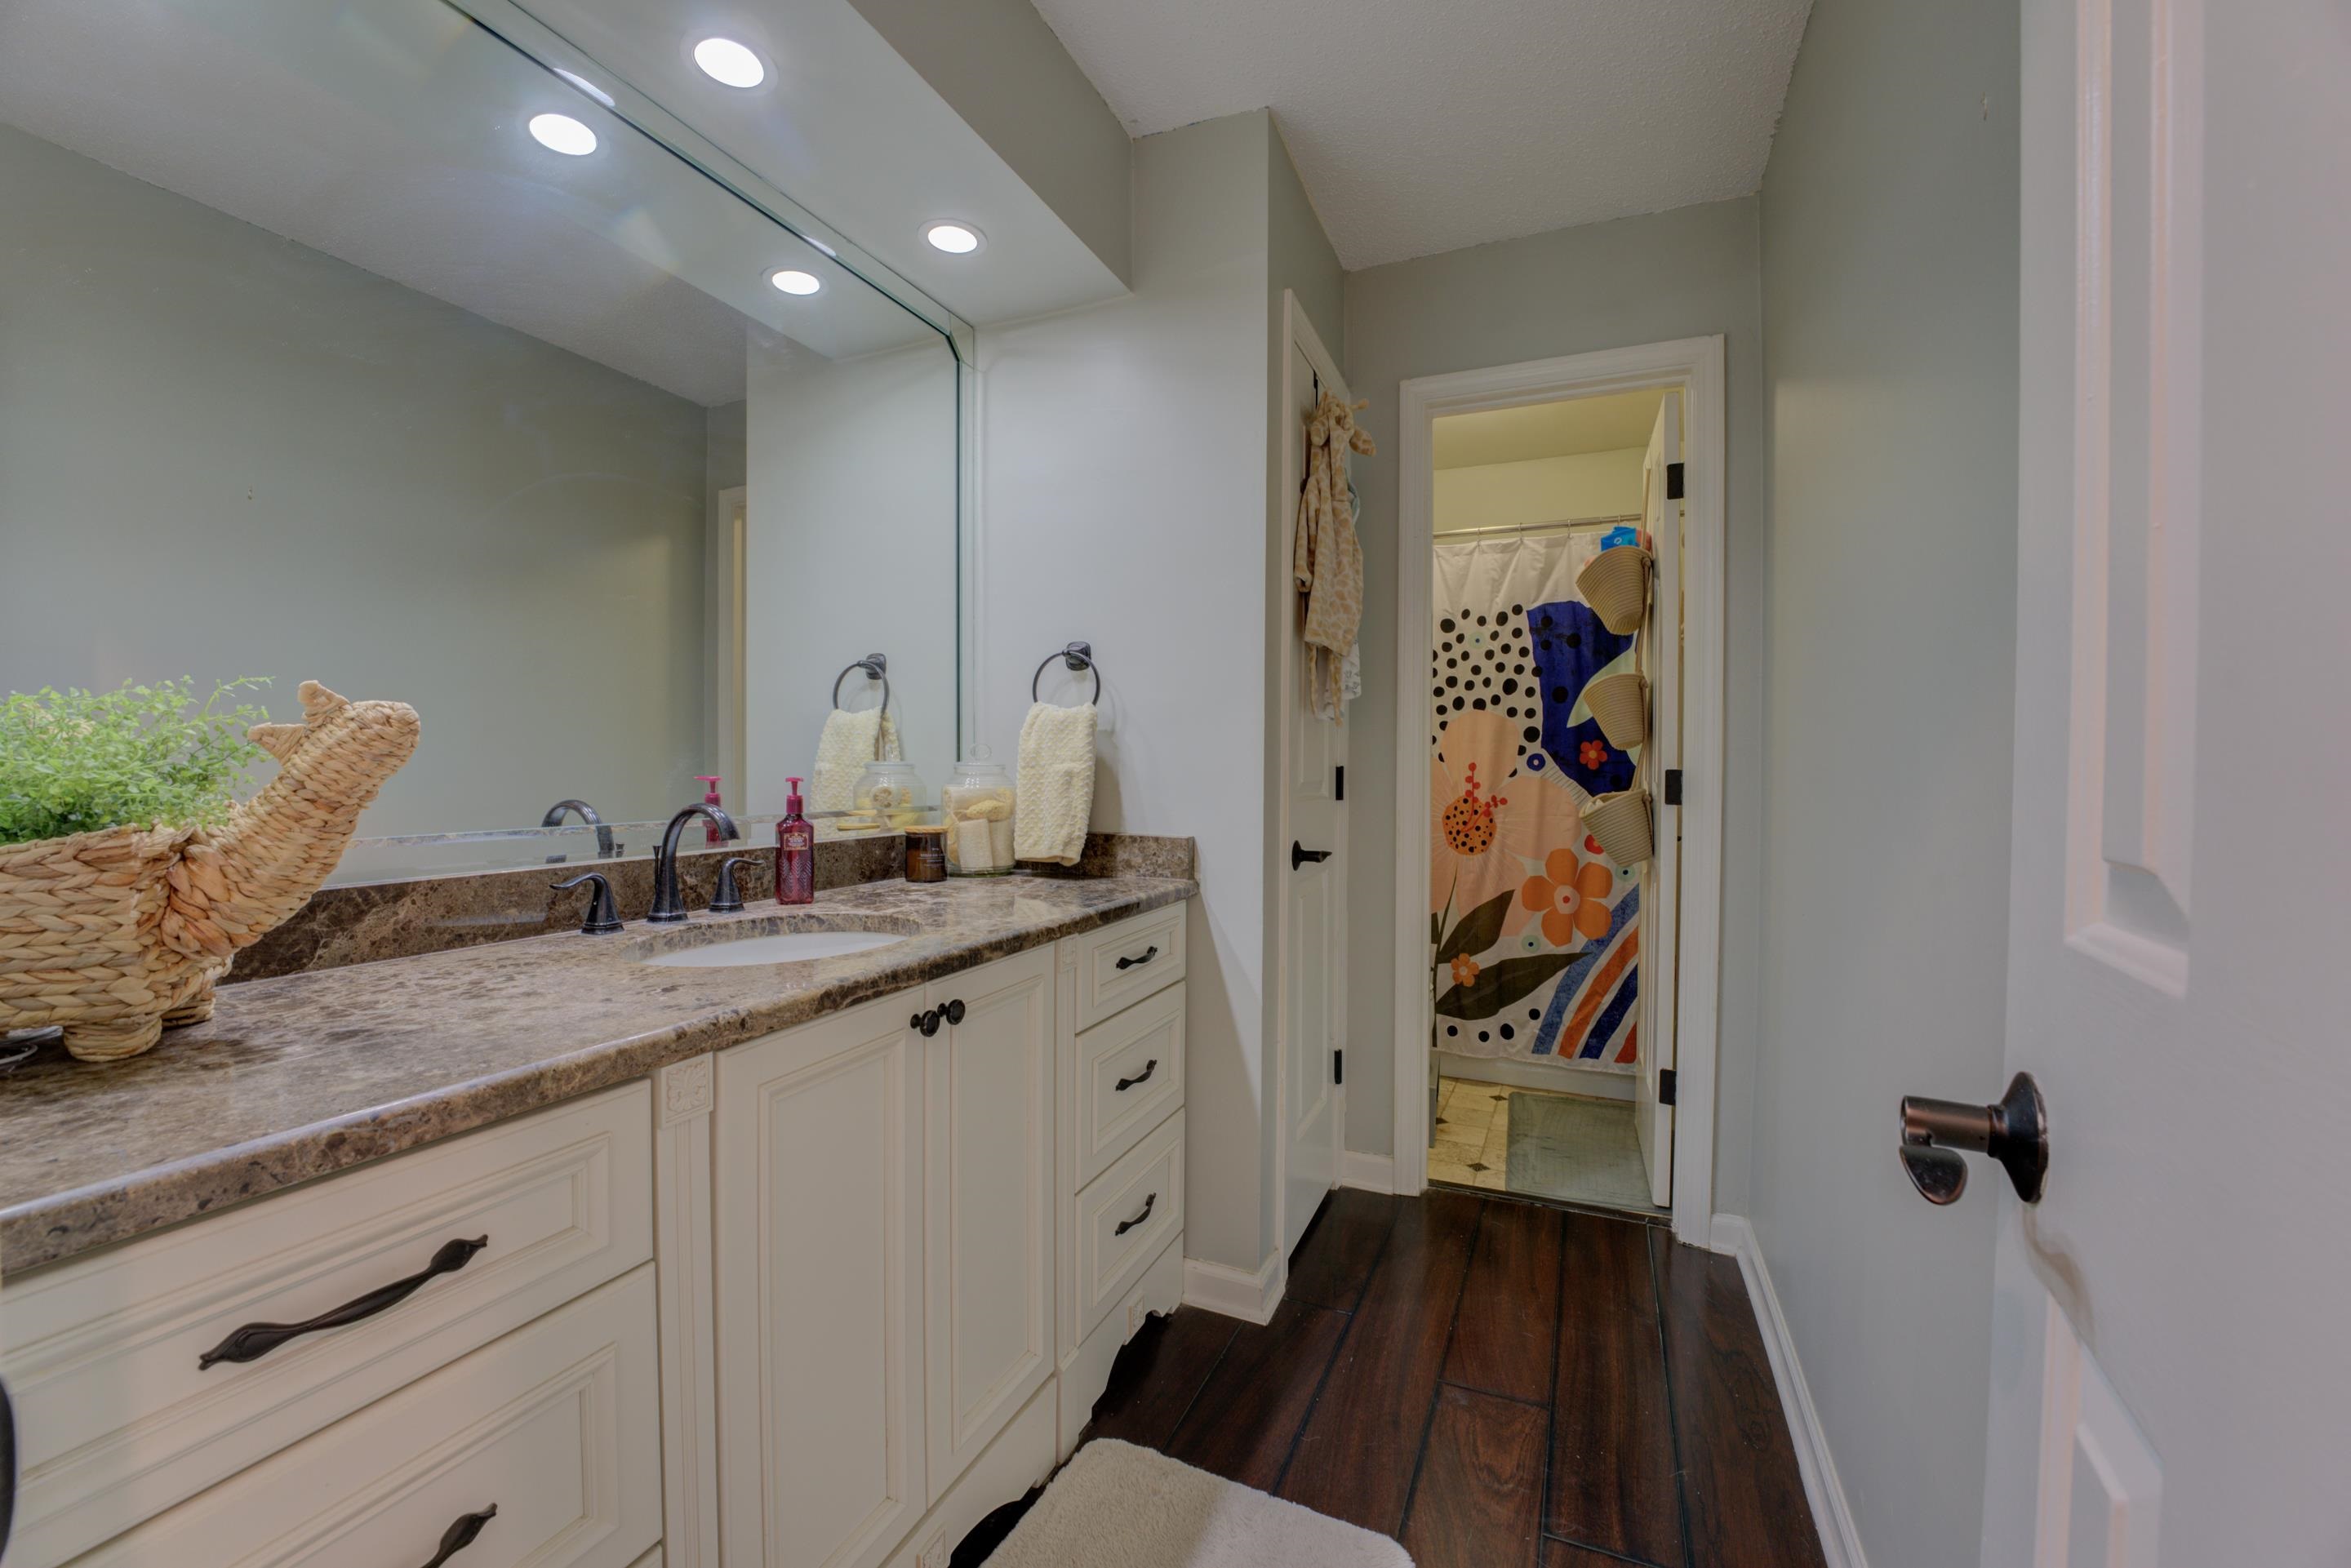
[0,872,1196,1274]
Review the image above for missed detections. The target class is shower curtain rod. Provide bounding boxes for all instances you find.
[1434,512,1641,541]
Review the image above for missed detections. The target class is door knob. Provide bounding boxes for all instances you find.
[1291,841,1332,872]
[1900,1072,2047,1205]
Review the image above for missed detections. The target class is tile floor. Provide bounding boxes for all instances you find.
[1429,1075,1663,1214]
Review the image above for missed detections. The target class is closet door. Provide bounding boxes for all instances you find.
[714,1000,926,1568]
[923,947,1054,1497]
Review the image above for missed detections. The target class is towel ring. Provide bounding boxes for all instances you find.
[1032,642,1101,704]
[832,653,890,713]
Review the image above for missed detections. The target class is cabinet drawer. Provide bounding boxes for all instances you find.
[1071,904,1186,1031]
[1,1082,653,1568]
[1071,985,1185,1188]
[74,1265,663,1566]
[1071,1111,1184,1342]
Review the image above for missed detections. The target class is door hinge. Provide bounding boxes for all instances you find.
[1335,765,1344,802]
[1659,1068,1678,1106]
[1662,768,1683,805]
[1333,1049,1344,1086]
[1665,461,1685,500]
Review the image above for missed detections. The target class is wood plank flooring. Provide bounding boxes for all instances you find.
[1082,1189,1829,1568]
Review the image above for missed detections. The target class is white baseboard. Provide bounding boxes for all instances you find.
[1340,1151,1395,1193]
[1181,1250,1284,1325]
[1709,1215,1867,1568]
[1437,1051,1634,1099]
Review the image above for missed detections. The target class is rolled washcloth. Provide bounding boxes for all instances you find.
[1014,701,1097,865]
[811,707,900,814]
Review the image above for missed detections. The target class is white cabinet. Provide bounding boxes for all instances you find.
[713,997,928,1568]
[71,1266,663,1568]
[1,1083,653,1568]
[922,948,1055,1495]
[16,900,1192,1568]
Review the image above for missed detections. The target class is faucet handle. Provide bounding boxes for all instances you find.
[549,872,623,935]
[711,857,749,914]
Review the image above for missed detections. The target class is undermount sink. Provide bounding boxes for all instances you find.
[633,917,912,968]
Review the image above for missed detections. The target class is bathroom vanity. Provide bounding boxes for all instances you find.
[0,873,1195,1568]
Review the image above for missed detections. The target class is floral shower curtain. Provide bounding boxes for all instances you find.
[1429,534,1641,1073]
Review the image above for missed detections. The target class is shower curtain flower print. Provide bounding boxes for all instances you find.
[1521,847,1615,947]
[1430,711,1585,1022]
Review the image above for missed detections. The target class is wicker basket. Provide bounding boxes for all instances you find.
[1576,545,1652,635]
[0,681,417,1062]
[1584,671,1649,749]
[0,824,227,1061]
[1580,787,1655,867]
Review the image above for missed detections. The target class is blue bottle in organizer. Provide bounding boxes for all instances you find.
[775,778,815,905]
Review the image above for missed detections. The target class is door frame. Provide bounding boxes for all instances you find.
[1392,335,1727,1249]
[1270,290,1349,1265]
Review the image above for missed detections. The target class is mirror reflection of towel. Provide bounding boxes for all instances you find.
[1014,702,1096,865]
[812,707,900,814]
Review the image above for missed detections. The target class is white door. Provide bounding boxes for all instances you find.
[922,948,1053,1498]
[1979,3,2351,1562]
[1279,297,1346,1259]
[1633,391,1682,1210]
[714,1000,926,1568]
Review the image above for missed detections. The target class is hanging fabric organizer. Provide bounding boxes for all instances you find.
[1429,532,1645,1073]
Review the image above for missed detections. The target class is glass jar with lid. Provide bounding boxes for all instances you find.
[940,756,1016,876]
[853,760,927,829]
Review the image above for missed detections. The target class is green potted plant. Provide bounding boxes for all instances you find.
[0,677,419,1062]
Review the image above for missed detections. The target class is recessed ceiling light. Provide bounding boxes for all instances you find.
[768,269,822,295]
[693,37,766,88]
[527,113,598,156]
[553,69,614,108]
[924,221,982,255]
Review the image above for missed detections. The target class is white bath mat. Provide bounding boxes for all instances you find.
[984,1440,1415,1568]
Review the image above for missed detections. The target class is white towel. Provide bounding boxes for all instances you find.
[1014,702,1096,865]
[811,707,900,814]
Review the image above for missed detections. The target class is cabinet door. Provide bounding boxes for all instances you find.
[924,947,1055,1497]
[716,999,926,1568]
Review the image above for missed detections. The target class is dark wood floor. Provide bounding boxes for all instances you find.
[1084,1188,1828,1567]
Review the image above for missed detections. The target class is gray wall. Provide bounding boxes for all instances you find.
[741,337,960,816]
[1338,198,1768,1223]
[847,0,1132,285]
[0,122,711,837]
[1752,0,2019,1558]
[976,111,1281,1274]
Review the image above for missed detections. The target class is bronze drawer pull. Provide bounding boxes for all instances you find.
[1114,1193,1158,1236]
[418,1504,497,1568]
[1114,945,1159,971]
[1114,1059,1158,1092]
[198,1236,489,1370]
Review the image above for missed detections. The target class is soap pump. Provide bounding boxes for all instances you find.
[776,776,815,905]
[696,775,726,844]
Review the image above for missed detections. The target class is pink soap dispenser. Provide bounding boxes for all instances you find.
[696,775,726,844]
[776,777,815,905]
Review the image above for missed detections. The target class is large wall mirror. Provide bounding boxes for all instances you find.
[0,0,967,882]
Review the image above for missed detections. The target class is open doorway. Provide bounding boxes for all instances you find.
[1394,339,1724,1244]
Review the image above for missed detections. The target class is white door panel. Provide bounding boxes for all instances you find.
[1633,392,1681,1211]
[1279,308,1345,1259]
[1982,1,2351,1561]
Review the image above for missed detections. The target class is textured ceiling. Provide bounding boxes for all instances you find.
[1030,0,1811,269]
[1435,389,1666,469]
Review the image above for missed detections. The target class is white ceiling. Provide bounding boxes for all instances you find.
[1435,389,1666,469]
[1029,0,1811,269]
